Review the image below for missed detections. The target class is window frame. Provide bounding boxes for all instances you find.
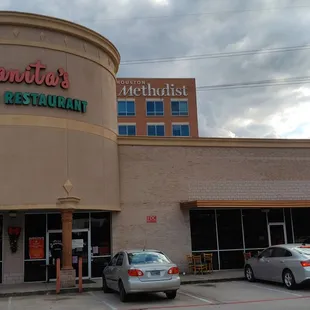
[146,100,164,116]
[172,123,190,137]
[117,99,136,116]
[118,123,136,136]
[170,100,189,116]
[147,123,165,136]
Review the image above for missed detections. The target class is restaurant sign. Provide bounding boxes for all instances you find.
[0,60,88,113]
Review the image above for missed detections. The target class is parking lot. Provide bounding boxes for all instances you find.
[2,280,310,310]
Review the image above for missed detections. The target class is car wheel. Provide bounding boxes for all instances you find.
[283,269,296,290]
[244,265,255,282]
[102,275,111,293]
[119,281,128,302]
[166,290,177,299]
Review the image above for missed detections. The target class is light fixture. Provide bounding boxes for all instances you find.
[8,211,17,218]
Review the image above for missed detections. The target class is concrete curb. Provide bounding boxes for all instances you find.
[0,277,245,298]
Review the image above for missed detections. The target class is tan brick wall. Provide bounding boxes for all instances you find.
[115,145,310,270]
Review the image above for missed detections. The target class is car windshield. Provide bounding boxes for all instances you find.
[127,251,171,265]
[295,247,310,255]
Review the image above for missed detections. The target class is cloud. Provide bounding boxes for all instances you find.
[4,0,310,138]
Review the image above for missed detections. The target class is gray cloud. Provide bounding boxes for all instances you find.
[3,0,310,138]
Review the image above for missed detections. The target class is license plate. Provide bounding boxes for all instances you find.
[150,271,160,276]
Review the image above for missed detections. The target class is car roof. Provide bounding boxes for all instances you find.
[120,249,162,254]
[268,243,305,250]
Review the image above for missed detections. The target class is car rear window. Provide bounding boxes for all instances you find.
[127,251,171,265]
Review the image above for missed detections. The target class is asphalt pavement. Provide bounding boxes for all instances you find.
[2,280,310,309]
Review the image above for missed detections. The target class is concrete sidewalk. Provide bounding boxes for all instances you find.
[0,270,244,298]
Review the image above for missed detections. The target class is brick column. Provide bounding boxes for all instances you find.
[57,196,80,288]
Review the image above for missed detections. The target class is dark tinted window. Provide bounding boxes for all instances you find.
[217,210,243,249]
[127,251,170,265]
[116,253,124,266]
[271,247,292,257]
[259,248,274,258]
[190,210,217,251]
[111,254,119,266]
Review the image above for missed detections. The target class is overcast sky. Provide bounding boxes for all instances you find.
[2,0,310,138]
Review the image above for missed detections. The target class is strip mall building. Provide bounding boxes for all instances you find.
[0,11,310,286]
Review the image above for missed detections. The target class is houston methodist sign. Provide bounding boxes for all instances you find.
[0,60,88,113]
[117,79,188,97]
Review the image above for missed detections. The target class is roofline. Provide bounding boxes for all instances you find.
[180,200,310,209]
[116,77,196,81]
[118,136,310,148]
[0,11,121,73]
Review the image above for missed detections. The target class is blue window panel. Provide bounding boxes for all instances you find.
[172,124,190,136]
[147,101,155,116]
[171,101,179,116]
[181,124,190,136]
[179,101,188,116]
[118,125,136,136]
[147,125,156,136]
[118,125,127,135]
[171,100,188,116]
[147,101,164,116]
[118,101,127,116]
[155,101,164,115]
[147,124,165,136]
[127,125,136,135]
[156,125,165,136]
[118,100,135,116]
[127,101,135,116]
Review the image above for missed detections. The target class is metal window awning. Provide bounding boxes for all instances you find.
[180,200,310,209]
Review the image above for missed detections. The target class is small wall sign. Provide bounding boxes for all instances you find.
[147,215,157,223]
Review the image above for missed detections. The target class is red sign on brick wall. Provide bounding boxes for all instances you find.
[146,215,157,223]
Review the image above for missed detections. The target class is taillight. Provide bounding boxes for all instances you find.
[300,261,310,267]
[128,269,144,277]
[168,267,179,275]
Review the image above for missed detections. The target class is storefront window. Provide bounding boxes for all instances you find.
[217,210,243,250]
[73,213,89,229]
[48,213,61,230]
[292,208,310,243]
[190,210,217,251]
[24,214,46,282]
[267,208,284,222]
[242,209,269,249]
[220,251,244,269]
[284,209,293,243]
[0,215,2,283]
[91,212,111,277]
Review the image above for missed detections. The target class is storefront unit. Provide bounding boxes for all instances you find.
[0,12,121,286]
[187,206,310,270]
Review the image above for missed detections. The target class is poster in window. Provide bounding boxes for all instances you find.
[29,237,44,259]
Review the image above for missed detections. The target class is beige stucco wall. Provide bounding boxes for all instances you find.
[115,143,310,270]
[0,12,121,211]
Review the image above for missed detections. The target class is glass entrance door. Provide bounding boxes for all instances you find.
[47,229,90,280]
[268,223,287,246]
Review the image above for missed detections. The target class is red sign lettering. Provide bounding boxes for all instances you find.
[147,216,157,223]
[0,60,70,89]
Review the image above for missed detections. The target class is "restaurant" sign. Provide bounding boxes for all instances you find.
[0,60,88,113]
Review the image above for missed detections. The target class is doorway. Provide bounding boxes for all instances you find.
[46,229,90,280]
[268,223,287,246]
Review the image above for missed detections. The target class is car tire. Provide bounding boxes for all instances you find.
[102,275,111,293]
[283,269,297,290]
[166,290,177,299]
[119,281,128,302]
[244,265,255,282]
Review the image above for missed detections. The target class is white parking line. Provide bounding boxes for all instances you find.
[178,291,213,303]
[89,292,118,310]
[251,284,303,297]
[7,297,12,310]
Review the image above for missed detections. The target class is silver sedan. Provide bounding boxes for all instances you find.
[244,244,310,289]
[102,249,181,302]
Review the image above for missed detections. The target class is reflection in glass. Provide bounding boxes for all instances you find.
[217,210,243,250]
[91,212,111,256]
[242,209,269,249]
[190,210,217,251]
[292,208,310,243]
[220,251,244,269]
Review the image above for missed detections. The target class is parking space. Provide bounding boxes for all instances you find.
[2,281,310,310]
